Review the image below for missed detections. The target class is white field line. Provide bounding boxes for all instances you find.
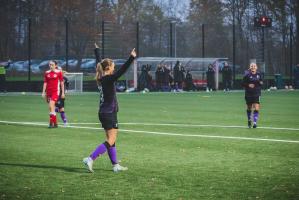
[1,120,299,144]
[66,122,299,132]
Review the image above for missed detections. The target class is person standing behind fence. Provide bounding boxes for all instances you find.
[0,64,6,92]
[206,64,215,92]
[294,64,299,89]
[185,70,195,91]
[83,43,136,173]
[222,62,232,91]
[242,63,263,128]
[155,64,163,91]
[173,60,185,92]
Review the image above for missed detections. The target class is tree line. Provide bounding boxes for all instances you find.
[0,0,298,75]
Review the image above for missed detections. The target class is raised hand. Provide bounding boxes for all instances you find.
[130,48,137,58]
[94,43,99,48]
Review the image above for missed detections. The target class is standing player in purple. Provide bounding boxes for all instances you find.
[242,63,263,128]
[55,68,69,126]
[83,44,136,173]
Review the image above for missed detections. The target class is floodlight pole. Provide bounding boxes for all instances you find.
[136,22,139,57]
[202,24,205,58]
[232,0,236,88]
[174,22,177,57]
[27,18,31,82]
[261,27,265,63]
[169,22,173,57]
[102,21,105,58]
[289,23,293,84]
[65,18,69,71]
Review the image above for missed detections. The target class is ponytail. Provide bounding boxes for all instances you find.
[95,58,114,86]
[95,63,103,86]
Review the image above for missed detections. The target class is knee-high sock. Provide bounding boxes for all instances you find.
[49,113,53,124]
[253,110,259,124]
[108,144,118,165]
[90,141,109,160]
[60,111,67,123]
[49,112,56,124]
[246,109,252,121]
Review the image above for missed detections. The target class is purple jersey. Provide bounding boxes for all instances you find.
[243,71,263,97]
[98,56,134,113]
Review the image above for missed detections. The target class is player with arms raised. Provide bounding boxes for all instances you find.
[83,44,136,173]
[42,60,64,128]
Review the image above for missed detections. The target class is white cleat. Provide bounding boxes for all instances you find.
[113,164,128,172]
[83,157,94,173]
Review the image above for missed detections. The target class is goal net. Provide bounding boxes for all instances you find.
[64,72,83,93]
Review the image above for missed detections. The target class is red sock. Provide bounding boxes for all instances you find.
[49,114,53,124]
[53,115,57,125]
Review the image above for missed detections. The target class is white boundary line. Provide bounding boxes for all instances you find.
[1,120,299,144]
[63,122,299,132]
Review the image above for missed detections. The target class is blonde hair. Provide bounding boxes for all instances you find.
[249,63,258,69]
[95,58,114,85]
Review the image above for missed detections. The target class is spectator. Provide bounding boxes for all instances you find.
[184,70,196,91]
[161,65,171,92]
[155,64,163,91]
[138,65,152,91]
[222,62,232,91]
[173,60,185,92]
[0,63,6,92]
[206,64,215,92]
[294,64,299,89]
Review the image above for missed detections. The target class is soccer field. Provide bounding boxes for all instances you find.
[0,91,299,200]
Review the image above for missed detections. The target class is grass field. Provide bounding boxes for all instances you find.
[0,90,299,200]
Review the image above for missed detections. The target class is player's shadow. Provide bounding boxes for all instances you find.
[0,162,110,173]
[0,162,85,173]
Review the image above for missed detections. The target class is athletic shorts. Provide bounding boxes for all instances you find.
[55,98,65,109]
[245,96,260,105]
[98,112,118,130]
[47,93,59,102]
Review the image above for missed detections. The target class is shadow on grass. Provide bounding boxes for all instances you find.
[0,162,109,173]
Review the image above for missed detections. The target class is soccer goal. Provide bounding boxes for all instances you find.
[64,72,83,93]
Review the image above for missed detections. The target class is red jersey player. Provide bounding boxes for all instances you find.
[42,60,65,128]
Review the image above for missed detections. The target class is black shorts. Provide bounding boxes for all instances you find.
[98,112,118,130]
[55,98,65,109]
[245,96,260,105]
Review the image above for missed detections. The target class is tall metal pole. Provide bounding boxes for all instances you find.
[290,23,293,84]
[136,22,139,57]
[65,18,69,71]
[202,24,205,58]
[174,23,177,57]
[261,27,265,63]
[28,18,31,82]
[232,0,236,88]
[169,22,173,57]
[101,21,105,58]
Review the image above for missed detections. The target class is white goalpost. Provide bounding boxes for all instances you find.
[64,72,83,93]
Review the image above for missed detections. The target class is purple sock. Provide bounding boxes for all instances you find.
[90,143,107,160]
[108,146,118,165]
[55,107,59,113]
[253,110,259,124]
[60,111,67,123]
[246,110,252,121]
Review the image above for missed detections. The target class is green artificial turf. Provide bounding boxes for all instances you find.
[0,90,298,199]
